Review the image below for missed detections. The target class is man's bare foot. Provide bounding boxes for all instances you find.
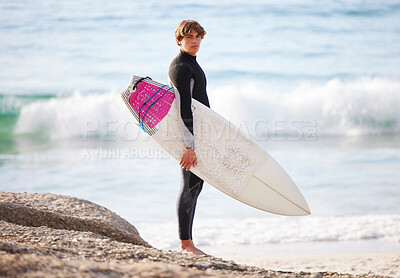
[178,239,208,256]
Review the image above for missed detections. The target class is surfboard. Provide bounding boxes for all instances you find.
[121,75,311,216]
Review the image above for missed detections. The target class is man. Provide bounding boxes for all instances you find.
[168,20,209,255]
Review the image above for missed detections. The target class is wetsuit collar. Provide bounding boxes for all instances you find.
[180,49,197,61]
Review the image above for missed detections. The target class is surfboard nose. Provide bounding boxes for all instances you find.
[240,155,311,216]
[241,176,311,216]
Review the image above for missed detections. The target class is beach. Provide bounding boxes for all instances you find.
[215,251,399,277]
[1,192,396,278]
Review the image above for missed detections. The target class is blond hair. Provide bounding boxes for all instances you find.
[174,20,206,46]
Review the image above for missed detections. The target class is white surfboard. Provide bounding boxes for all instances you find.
[121,75,310,216]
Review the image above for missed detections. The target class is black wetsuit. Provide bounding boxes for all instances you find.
[168,49,210,240]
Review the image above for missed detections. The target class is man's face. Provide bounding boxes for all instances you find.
[179,29,202,56]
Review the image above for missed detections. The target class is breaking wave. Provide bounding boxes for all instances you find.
[3,77,400,140]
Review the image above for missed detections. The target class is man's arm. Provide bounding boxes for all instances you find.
[168,64,195,149]
[169,64,198,171]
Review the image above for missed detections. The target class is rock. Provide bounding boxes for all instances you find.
[0,253,215,278]
[310,273,323,278]
[0,192,150,247]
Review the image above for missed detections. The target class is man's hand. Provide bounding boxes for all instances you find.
[179,149,197,171]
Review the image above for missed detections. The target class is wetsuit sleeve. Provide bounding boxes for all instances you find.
[168,64,195,149]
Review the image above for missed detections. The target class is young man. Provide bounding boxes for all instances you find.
[168,20,209,256]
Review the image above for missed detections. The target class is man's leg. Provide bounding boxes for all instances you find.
[176,168,206,255]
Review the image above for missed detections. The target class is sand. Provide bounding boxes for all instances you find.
[214,251,400,277]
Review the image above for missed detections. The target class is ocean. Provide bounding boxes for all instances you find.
[0,0,399,254]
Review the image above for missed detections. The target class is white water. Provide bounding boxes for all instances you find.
[13,77,400,141]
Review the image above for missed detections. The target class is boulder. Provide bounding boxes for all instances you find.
[0,192,150,247]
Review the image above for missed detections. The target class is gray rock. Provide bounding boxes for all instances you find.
[0,192,150,247]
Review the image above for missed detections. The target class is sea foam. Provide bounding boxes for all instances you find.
[137,214,400,250]
[210,77,400,137]
[12,77,400,140]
